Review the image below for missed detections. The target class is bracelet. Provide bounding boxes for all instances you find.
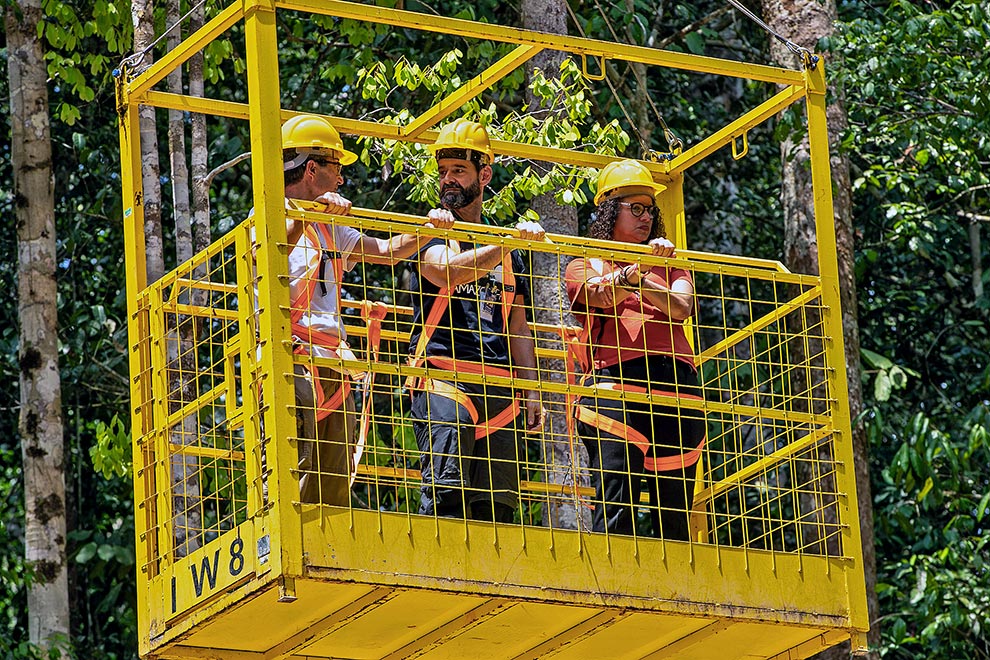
[619,264,643,287]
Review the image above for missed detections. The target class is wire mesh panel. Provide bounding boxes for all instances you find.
[266,211,850,559]
[135,227,250,572]
[118,3,867,653]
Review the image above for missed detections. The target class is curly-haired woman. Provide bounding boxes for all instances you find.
[564,159,706,540]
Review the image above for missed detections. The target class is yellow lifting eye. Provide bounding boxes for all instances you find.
[580,53,607,81]
[732,131,749,160]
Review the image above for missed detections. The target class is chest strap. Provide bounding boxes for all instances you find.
[408,243,515,372]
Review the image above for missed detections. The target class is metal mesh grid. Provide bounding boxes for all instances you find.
[136,229,249,570]
[132,210,848,572]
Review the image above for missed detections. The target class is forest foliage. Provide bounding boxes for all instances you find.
[1,0,988,658]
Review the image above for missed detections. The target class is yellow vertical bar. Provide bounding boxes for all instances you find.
[146,283,174,633]
[658,174,696,354]
[243,0,302,583]
[805,63,869,636]
[118,78,157,654]
[148,285,173,558]
[235,221,267,567]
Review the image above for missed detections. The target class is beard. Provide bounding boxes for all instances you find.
[440,179,481,209]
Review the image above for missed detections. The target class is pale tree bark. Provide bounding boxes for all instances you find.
[761,0,878,656]
[189,2,212,259]
[131,0,166,283]
[520,0,588,530]
[6,0,71,655]
[164,0,205,558]
[167,0,192,265]
[965,214,983,301]
[131,0,203,558]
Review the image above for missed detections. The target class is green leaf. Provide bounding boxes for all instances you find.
[684,32,705,55]
[75,542,98,564]
[888,365,908,390]
[976,491,990,522]
[861,347,894,370]
[874,370,892,402]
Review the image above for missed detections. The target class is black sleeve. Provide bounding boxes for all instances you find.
[511,249,531,306]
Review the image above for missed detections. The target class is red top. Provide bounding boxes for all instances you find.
[565,258,696,371]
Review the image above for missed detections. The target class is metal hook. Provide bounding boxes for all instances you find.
[732,132,749,160]
[580,53,607,81]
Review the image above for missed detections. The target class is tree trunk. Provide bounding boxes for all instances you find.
[519,0,589,531]
[967,215,983,301]
[761,0,878,656]
[167,0,192,265]
[131,0,165,283]
[6,0,71,655]
[189,0,212,259]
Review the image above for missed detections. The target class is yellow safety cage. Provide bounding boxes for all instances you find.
[116,1,870,658]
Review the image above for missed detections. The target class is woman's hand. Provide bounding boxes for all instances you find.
[649,237,676,257]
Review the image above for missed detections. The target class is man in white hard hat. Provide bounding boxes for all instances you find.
[273,114,453,507]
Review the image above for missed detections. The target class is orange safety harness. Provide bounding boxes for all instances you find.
[407,244,520,439]
[289,221,388,482]
[562,267,706,474]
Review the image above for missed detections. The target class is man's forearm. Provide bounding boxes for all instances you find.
[440,244,509,287]
[509,332,538,394]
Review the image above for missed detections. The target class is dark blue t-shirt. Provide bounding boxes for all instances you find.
[408,237,531,366]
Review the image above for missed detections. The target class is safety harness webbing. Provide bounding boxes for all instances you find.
[288,221,387,484]
[560,270,706,474]
[407,243,519,439]
[573,381,705,472]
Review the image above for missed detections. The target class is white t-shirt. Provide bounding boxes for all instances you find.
[288,219,361,344]
[249,200,362,350]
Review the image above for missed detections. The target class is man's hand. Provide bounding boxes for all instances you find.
[523,391,544,432]
[316,192,352,216]
[426,208,455,230]
[515,220,546,241]
[649,237,676,257]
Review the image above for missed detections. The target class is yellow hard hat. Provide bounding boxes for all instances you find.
[281,114,357,169]
[428,118,494,166]
[593,159,666,205]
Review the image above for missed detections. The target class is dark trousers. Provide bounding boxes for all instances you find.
[411,380,522,522]
[577,355,705,540]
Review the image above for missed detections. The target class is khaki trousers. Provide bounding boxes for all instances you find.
[295,365,356,506]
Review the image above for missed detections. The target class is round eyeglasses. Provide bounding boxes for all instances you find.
[618,201,658,218]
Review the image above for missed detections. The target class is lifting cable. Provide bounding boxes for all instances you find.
[117,0,211,75]
[565,1,683,161]
[725,0,820,70]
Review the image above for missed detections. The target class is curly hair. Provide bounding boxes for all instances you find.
[588,198,666,243]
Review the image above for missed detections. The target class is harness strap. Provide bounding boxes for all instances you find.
[408,285,451,372]
[408,242,515,375]
[294,344,351,423]
[573,380,706,473]
[415,357,521,440]
[352,301,389,483]
[560,325,590,460]
[405,245,522,438]
[289,223,344,328]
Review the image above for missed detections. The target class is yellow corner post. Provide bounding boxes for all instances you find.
[805,61,871,641]
[243,0,303,588]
